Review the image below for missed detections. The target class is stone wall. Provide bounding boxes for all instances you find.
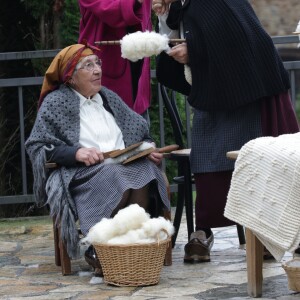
[249,0,299,36]
[249,1,300,98]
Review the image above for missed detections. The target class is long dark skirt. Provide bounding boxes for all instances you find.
[195,91,299,229]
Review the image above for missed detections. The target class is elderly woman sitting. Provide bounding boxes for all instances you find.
[25,44,170,275]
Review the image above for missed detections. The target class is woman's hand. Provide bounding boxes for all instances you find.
[75,147,104,166]
[152,0,168,15]
[147,151,164,165]
[167,42,189,64]
[152,0,176,15]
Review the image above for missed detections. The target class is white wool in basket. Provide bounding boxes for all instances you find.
[107,228,156,245]
[81,204,150,245]
[141,217,175,239]
[81,218,113,245]
[81,204,174,245]
[121,31,170,62]
[107,217,174,245]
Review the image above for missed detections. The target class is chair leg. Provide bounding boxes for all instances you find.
[57,227,72,275]
[162,172,172,266]
[183,159,194,240]
[163,210,172,266]
[53,218,61,267]
[172,183,185,247]
[236,224,246,246]
[172,161,191,247]
[53,216,72,275]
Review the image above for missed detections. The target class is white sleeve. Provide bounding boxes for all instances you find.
[158,14,179,39]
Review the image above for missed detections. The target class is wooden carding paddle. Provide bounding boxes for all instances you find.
[122,144,179,164]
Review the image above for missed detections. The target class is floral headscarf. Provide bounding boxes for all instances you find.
[38,43,100,108]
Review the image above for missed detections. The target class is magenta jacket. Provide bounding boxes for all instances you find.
[78,0,152,114]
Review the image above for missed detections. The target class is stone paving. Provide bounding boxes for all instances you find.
[0,210,299,300]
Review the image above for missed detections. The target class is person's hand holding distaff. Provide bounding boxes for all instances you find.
[167,43,189,64]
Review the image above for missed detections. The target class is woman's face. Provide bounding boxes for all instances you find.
[71,55,102,98]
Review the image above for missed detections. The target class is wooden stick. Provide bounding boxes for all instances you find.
[95,40,121,45]
[45,144,179,169]
[122,144,179,165]
[169,39,186,43]
[94,38,186,46]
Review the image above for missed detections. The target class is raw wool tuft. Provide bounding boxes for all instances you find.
[296,20,300,33]
[108,228,155,244]
[81,204,174,245]
[90,277,103,284]
[296,20,300,48]
[103,142,154,165]
[120,30,192,85]
[121,31,170,62]
[141,216,175,240]
[81,204,150,245]
[108,216,175,244]
[184,65,192,85]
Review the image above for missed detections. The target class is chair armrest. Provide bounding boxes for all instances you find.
[45,162,58,169]
[226,150,240,161]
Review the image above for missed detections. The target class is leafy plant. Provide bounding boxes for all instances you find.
[60,0,80,46]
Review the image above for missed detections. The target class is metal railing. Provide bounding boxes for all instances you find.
[0,35,299,205]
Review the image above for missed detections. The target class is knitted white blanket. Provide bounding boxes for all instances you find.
[225,133,300,261]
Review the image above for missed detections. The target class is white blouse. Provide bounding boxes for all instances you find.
[158,1,185,39]
[73,89,125,152]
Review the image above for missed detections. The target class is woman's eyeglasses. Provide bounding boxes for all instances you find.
[77,60,102,72]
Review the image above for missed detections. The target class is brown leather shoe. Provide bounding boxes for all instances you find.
[84,245,103,277]
[184,230,214,263]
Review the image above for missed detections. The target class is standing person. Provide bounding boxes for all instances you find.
[153,0,299,262]
[25,43,170,275]
[78,0,152,122]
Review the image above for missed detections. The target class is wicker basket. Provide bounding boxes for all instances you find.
[94,236,171,286]
[282,258,300,292]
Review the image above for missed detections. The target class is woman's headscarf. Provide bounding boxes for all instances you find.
[38,43,99,108]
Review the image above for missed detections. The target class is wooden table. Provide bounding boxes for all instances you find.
[227,151,264,298]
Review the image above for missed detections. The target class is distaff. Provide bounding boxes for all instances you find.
[95,38,185,46]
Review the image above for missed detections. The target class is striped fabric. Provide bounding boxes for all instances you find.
[190,100,262,173]
[70,159,170,235]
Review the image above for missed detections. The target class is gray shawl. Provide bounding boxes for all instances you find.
[25,84,151,258]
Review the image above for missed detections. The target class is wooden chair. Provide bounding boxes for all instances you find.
[160,84,246,247]
[159,84,194,246]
